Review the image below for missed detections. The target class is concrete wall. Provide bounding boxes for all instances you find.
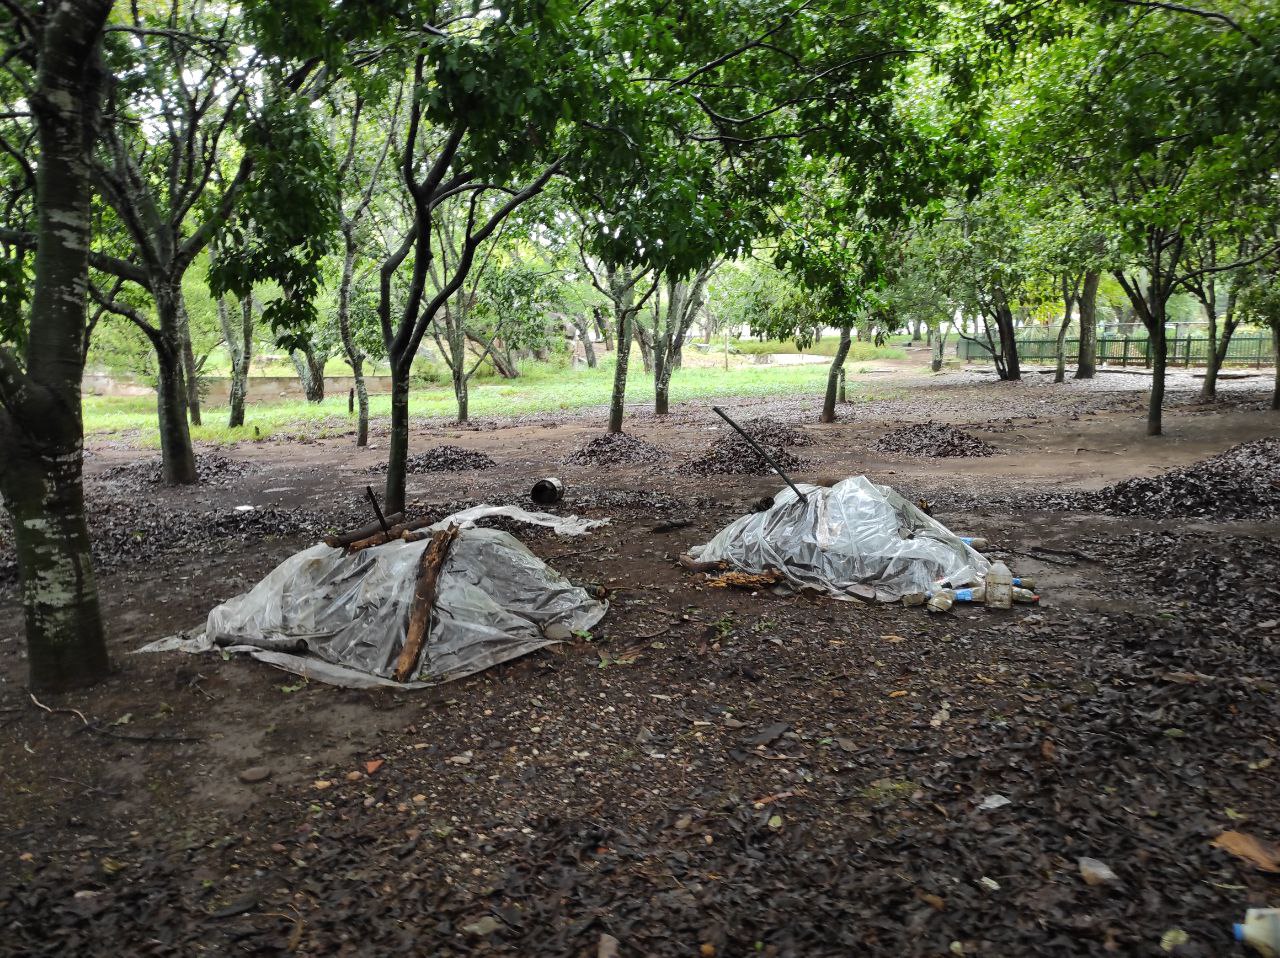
[84,373,398,404]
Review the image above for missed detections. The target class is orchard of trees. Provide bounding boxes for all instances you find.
[1,0,1278,690]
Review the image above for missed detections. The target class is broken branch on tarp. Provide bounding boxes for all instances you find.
[394,524,461,682]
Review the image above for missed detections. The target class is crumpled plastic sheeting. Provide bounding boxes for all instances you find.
[139,508,607,688]
[689,476,989,602]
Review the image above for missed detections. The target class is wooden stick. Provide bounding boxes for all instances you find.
[394,525,460,682]
[347,517,434,553]
[324,512,405,549]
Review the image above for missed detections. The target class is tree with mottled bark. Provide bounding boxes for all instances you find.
[652,264,716,415]
[0,0,114,690]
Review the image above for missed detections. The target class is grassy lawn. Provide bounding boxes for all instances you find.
[84,359,863,446]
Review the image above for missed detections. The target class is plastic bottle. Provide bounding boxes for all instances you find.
[954,586,986,603]
[960,536,989,550]
[1012,586,1040,604]
[1013,576,1035,590]
[1236,909,1280,957]
[985,562,1013,609]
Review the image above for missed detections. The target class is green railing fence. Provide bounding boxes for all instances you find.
[956,333,1275,368]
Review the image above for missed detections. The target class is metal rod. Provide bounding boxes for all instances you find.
[365,485,390,534]
[711,405,808,503]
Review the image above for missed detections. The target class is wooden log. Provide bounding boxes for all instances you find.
[323,512,405,549]
[394,525,461,682]
[347,517,435,553]
[678,553,724,573]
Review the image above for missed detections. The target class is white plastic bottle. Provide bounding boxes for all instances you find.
[1236,909,1280,957]
[985,561,1013,609]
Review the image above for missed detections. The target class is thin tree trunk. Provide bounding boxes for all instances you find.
[634,323,653,374]
[608,311,633,434]
[1054,291,1074,384]
[821,327,853,423]
[995,293,1021,381]
[0,0,114,691]
[385,367,410,513]
[1148,314,1167,436]
[1272,320,1280,412]
[1202,290,1240,401]
[1075,272,1099,379]
[335,238,368,445]
[177,294,202,425]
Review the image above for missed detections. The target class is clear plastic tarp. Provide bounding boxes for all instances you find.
[139,506,608,688]
[689,476,989,602]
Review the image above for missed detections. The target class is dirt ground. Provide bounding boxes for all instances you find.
[2,359,1279,956]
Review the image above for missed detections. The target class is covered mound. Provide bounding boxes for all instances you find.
[373,445,495,473]
[142,508,606,687]
[682,436,803,476]
[564,432,665,467]
[871,422,996,458]
[688,476,989,602]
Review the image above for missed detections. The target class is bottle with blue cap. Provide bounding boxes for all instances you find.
[1236,908,1280,957]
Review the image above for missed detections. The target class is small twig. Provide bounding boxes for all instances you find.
[29,692,89,725]
[546,544,607,561]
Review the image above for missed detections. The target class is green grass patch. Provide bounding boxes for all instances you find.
[731,338,905,361]
[84,358,852,446]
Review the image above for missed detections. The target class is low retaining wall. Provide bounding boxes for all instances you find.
[84,374,398,404]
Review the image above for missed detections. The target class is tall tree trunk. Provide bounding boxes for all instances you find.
[1075,272,1099,379]
[385,365,410,513]
[1202,289,1239,401]
[335,238,368,445]
[994,292,1021,381]
[634,322,653,374]
[155,335,198,483]
[0,0,114,690]
[653,329,669,415]
[821,326,853,423]
[216,291,253,429]
[1272,320,1280,412]
[1054,291,1074,384]
[177,294,202,426]
[608,311,633,434]
[911,319,922,342]
[1147,311,1168,436]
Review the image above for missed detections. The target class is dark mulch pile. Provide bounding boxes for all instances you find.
[682,435,803,476]
[1020,437,1280,519]
[1092,437,1280,520]
[564,433,666,467]
[871,422,997,458]
[739,416,814,447]
[0,500,355,587]
[373,445,496,473]
[89,453,257,489]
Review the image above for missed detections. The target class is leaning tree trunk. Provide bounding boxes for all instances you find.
[1075,272,1099,379]
[1054,298,1073,384]
[0,0,115,690]
[995,299,1021,382]
[634,323,653,374]
[177,295,202,426]
[384,363,411,513]
[335,239,368,445]
[820,326,853,423]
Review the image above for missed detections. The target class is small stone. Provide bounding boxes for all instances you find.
[836,738,857,752]
[723,718,745,729]
[462,916,500,937]
[597,933,620,958]
[700,945,717,958]
[978,876,1000,891]
[312,779,332,790]
[544,623,572,641]
[238,766,272,784]
[1078,857,1120,886]
[978,794,1010,811]
[674,814,693,830]
[345,771,363,782]
[447,752,473,765]
[270,843,287,853]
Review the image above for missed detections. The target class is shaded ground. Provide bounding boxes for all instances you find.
[2,365,1279,957]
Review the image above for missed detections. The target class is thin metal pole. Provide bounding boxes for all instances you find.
[365,485,391,534]
[711,406,808,503]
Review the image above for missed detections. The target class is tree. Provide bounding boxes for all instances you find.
[0,0,114,690]
[652,263,717,415]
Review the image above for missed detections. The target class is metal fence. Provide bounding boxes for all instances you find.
[957,333,1275,368]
